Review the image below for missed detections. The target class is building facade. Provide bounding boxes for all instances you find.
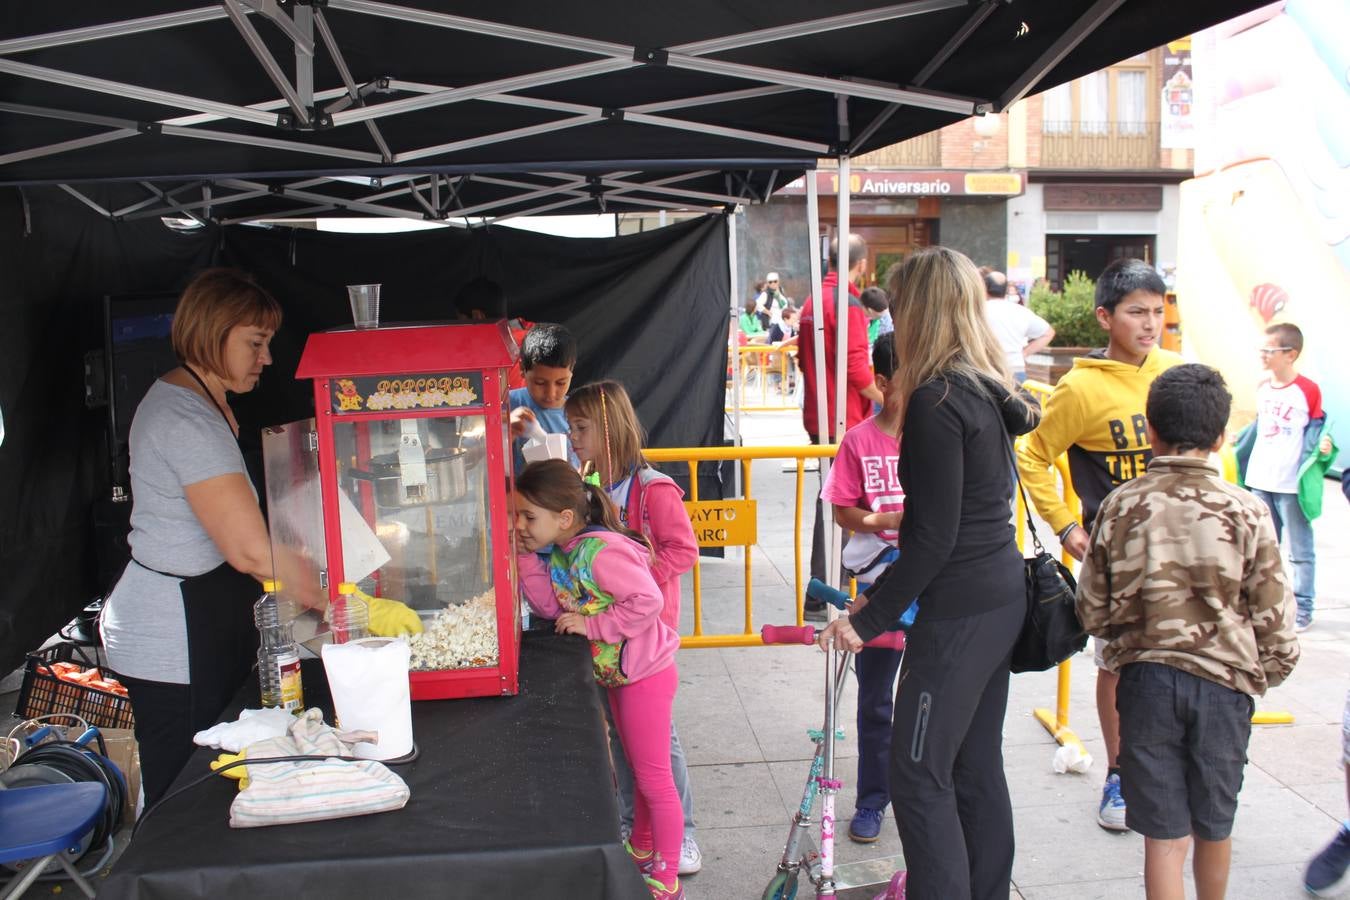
[733,45,1194,305]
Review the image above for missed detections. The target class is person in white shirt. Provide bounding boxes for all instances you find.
[982,269,1054,383]
[754,272,791,327]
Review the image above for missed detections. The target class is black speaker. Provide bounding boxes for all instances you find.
[99,292,179,487]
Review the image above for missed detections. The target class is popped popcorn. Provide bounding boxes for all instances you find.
[408,589,499,670]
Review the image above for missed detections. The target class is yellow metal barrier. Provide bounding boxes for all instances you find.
[1017,380,1290,743]
[727,344,798,411]
[646,444,837,648]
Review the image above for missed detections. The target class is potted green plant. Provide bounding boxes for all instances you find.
[1025,271,1102,385]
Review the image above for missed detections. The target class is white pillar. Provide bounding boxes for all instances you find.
[727,209,743,497]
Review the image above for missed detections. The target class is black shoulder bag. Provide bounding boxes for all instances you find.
[992,395,1088,673]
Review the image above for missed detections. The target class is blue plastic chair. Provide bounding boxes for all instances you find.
[0,782,106,899]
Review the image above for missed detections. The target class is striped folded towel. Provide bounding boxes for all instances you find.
[229,709,409,828]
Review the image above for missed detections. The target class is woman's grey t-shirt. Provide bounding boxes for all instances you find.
[102,380,253,683]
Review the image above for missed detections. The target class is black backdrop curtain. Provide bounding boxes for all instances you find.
[0,185,729,675]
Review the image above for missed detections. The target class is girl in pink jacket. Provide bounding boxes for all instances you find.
[515,460,684,899]
[565,382,704,875]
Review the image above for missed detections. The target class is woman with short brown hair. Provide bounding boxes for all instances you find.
[101,268,284,805]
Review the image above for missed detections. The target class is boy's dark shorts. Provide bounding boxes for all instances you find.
[1116,661,1254,841]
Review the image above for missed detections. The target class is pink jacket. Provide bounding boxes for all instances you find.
[621,469,699,633]
[517,530,680,684]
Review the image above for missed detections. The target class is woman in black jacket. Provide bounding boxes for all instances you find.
[819,246,1039,900]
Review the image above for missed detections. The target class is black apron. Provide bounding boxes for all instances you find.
[132,559,260,731]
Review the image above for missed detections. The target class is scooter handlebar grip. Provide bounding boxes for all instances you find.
[806,577,851,610]
[760,624,816,646]
[862,631,906,652]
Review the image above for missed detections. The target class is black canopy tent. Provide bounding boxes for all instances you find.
[0,0,1267,675]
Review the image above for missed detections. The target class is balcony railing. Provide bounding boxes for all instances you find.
[819,130,941,168]
[1040,121,1160,169]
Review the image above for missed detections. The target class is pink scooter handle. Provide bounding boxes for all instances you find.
[760,624,815,645]
[760,624,906,652]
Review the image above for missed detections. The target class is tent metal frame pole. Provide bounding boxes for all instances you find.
[826,152,852,593]
[218,178,427,219]
[0,58,279,126]
[596,177,744,207]
[852,0,1000,150]
[727,210,743,494]
[627,85,793,114]
[624,111,830,155]
[0,6,235,55]
[247,0,316,55]
[805,173,834,592]
[661,54,983,115]
[675,0,966,55]
[57,184,110,218]
[221,0,311,126]
[396,115,603,162]
[389,80,832,156]
[292,4,315,110]
[313,8,393,161]
[0,129,138,167]
[219,202,338,225]
[160,123,383,162]
[330,58,630,126]
[138,181,206,226]
[328,0,633,56]
[998,0,1125,110]
[113,182,201,218]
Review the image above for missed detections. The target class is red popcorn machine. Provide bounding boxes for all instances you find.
[264,322,521,700]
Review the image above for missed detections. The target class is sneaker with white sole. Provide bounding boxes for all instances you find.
[678,836,702,875]
[1097,773,1128,831]
[1305,825,1350,896]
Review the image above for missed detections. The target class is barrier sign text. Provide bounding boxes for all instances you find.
[685,500,757,547]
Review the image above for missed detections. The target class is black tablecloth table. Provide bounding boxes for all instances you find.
[99,631,648,900]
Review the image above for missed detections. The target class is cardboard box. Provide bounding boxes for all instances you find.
[98,727,142,824]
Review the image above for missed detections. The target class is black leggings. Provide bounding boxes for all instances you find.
[119,675,196,808]
[888,599,1024,900]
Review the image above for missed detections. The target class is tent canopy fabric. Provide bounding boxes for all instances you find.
[1,0,1265,223]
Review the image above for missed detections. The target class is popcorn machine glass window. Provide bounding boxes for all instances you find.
[337,413,498,670]
[289,322,520,701]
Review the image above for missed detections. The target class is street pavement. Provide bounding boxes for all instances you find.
[673,408,1349,899]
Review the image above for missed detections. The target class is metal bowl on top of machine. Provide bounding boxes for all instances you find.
[349,448,467,508]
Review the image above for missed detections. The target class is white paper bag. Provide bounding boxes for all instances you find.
[321,637,413,760]
[521,432,570,463]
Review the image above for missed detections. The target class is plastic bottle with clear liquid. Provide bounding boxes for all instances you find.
[331,582,370,644]
[255,579,304,714]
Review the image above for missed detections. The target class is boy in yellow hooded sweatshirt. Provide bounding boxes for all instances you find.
[1016,258,1182,832]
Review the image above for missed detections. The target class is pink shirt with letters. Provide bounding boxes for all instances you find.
[821,417,904,573]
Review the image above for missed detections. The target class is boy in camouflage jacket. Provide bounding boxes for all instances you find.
[1077,364,1299,900]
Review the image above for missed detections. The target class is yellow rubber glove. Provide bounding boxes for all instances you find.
[360,590,424,637]
[211,750,250,791]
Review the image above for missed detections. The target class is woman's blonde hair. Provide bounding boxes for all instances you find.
[564,381,647,487]
[171,268,282,378]
[887,247,1029,410]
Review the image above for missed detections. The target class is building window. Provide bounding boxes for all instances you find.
[1043,82,1072,134]
[1079,71,1109,134]
[1116,70,1148,135]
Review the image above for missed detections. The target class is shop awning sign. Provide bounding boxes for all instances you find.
[685,500,757,547]
[780,170,1023,197]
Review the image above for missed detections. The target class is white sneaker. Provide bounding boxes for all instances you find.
[678,836,702,875]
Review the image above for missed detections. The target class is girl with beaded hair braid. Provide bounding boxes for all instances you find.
[564,381,704,877]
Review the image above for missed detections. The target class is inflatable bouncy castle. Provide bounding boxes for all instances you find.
[1177,0,1349,471]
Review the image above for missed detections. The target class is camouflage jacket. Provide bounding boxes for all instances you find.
[1076,456,1299,697]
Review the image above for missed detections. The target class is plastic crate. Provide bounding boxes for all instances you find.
[15,643,135,730]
